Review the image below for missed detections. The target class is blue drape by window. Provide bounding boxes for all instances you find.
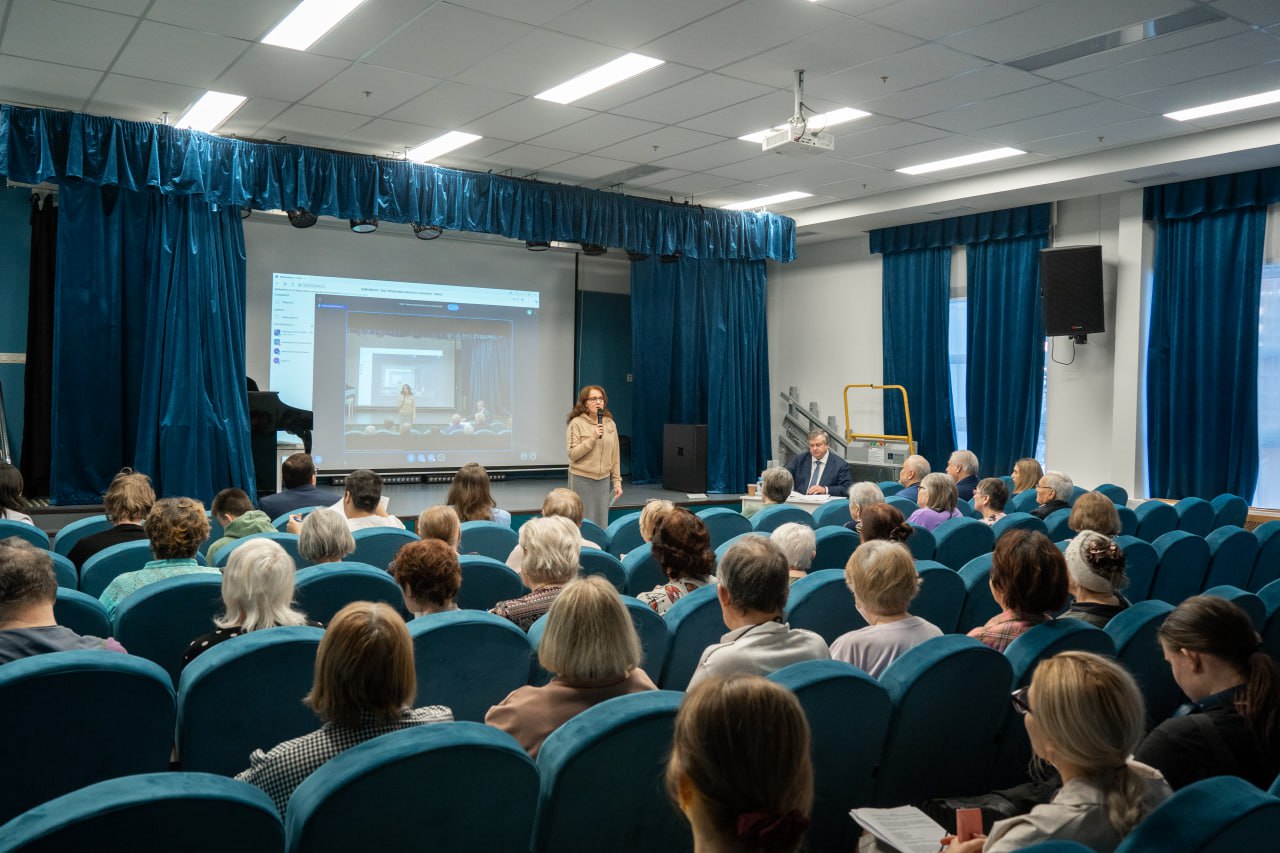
[461,337,512,420]
[879,248,955,471]
[51,181,254,504]
[630,257,770,493]
[966,234,1048,477]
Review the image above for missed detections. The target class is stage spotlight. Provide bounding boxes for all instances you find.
[580,243,606,256]
[526,240,551,251]
[413,223,444,240]
[286,208,317,228]
[659,251,682,264]
[350,218,378,233]
[626,250,649,262]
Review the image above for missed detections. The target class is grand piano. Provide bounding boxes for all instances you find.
[248,391,313,499]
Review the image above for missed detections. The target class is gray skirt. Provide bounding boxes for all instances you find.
[570,473,613,528]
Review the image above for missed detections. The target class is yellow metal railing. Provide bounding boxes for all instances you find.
[842,384,914,457]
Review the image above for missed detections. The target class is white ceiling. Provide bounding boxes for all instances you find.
[2,0,1280,243]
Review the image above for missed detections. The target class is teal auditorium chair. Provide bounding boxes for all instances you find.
[658,584,728,689]
[200,513,224,557]
[1149,531,1211,605]
[53,588,112,637]
[285,723,537,853]
[1134,500,1178,541]
[750,504,814,534]
[621,543,666,596]
[1250,521,1280,591]
[212,531,305,568]
[1094,483,1129,505]
[580,518,607,548]
[457,555,524,610]
[1202,585,1266,630]
[875,636,1013,805]
[1260,579,1280,660]
[1211,494,1249,530]
[1068,485,1088,505]
[525,615,554,686]
[1008,490,1040,514]
[51,514,111,556]
[177,626,325,776]
[695,506,752,547]
[955,499,980,519]
[579,548,626,592]
[459,520,518,561]
[878,480,903,496]
[885,495,918,517]
[1105,600,1183,726]
[812,498,852,528]
[48,552,77,589]
[1114,535,1158,602]
[905,525,936,560]
[784,569,865,644]
[271,506,323,531]
[294,564,405,624]
[770,660,891,853]
[533,691,689,853]
[604,512,643,557]
[528,598,669,687]
[113,574,224,685]
[933,517,994,570]
[0,772,283,853]
[812,525,858,570]
[408,610,532,722]
[992,512,1047,540]
[1204,527,1260,591]
[0,652,176,825]
[714,532,763,563]
[0,519,49,549]
[1115,776,1280,853]
[1176,496,1216,537]
[913,561,966,634]
[1117,505,1139,536]
[1043,508,1074,543]
[957,553,1000,633]
[79,540,154,598]
[350,527,416,571]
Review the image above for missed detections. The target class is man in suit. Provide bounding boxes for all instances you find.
[258,453,336,521]
[897,455,930,503]
[1032,470,1074,519]
[947,449,981,501]
[784,429,851,497]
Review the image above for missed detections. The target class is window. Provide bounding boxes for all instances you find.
[949,296,968,451]
[1257,262,1280,508]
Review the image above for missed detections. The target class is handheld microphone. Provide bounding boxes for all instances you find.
[597,411,604,426]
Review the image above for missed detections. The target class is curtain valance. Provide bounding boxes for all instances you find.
[1144,166,1280,221]
[869,203,1051,255]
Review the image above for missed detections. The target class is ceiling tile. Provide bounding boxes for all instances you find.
[1118,59,1280,115]
[1213,0,1280,27]
[568,62,703,112]
[545,153,642,182]
[591,126,728,163]
[112,21,248,91]
[852,133,1019,170]
[624,167,692,188]
[213,44,349,103]
[86,74,204,124]
[465,98,595,142]
[146,0,297,41]
[817,169,924,196]
[716,18,923,87]
[302,63,442,116]
[915,83,1099,134]
[1064,31,1280,99]
[809,44,991,106]
[0,55,101,111]
[861,0,1048,41]
[706,151,813,182]
[613,73,774,124]
[308,0,444,61]
[530,114,664,155]
[384,82,522,129]
[970,100,1149,145]
[72,0,150,14]
[1027,116,1190,156]
[486,143,581,171]
[362,4,532,80]
[1,0,135,71]
[651,138,765,172]
[452,29,623,97]
[337,117,448,154]
[448,0,591,27]
[1032,18,1249,81]
[260,104,372,142]
[826,120,950,159]
[859,65,1045,120]
[645,172,743,196]
[677,90,883,139]
[544,0,739,52]
[769,159,897,192]
[218,97,291,138]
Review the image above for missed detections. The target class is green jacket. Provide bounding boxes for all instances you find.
[206,510,277,565]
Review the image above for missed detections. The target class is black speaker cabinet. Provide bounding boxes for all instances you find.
[662,424,708,493]
[1040,245,1105,338]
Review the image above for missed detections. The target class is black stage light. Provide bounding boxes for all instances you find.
[526,240,550,251]
[413,223,444,240]
[350,218,378,233]
[286,208,317,228]
[626,250,649,262]
[580,243,606,256]
[659,251,682,263]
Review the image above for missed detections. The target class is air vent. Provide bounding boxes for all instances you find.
[597,164,667,184]
[927,206,978,217]
[794,230,821,238]
[1124,171,1180,185]
[1007,6,1226,72]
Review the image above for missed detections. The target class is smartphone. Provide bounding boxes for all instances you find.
[955,808,983,843]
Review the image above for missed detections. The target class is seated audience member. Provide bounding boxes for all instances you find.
[638,499,675,544]
[506,488,601,573]
[391,540,461,618]
[831,540,942,678]
[0,537,125,663]
[441,414,464,435]
[948,450,981,501]
[667,675,814,853]
[1011,457,1044,495]
[908,473,963,532]
[1134,596,1280,790]
[68,469,154,570]
[846,481,885,532]
[770,523,815,582]
[785,429,852,497]
[447,462,511,526]
[744,467,794,520]
[207,488,276,565]
[486,576,657,757]
[297,508,356,565]
[236,601,452,814]
[1068,491,1122,536]
[183,538,315,667]
[943,652,1171,853]
[415,505,461,550]
[1060,532,1129,629]
[897,454,930,503]
[687,537,828,689]
[323,469,403,531]
[258,453,336,521]
[967,530,1068,653]
[1031,471,1073,520]
[857,503,914,545]
[638,508,716,616]
[100,498,217,619]
[0,463,33,525]
[973,477,1009,526]
[491,516,579,630]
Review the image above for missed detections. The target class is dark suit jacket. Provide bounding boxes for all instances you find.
[259,484,338,522]
[785,451,852,497]
[955,474,979,501]
[1031,499,1070,519]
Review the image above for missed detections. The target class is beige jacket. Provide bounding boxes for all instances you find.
[566,414,621,488]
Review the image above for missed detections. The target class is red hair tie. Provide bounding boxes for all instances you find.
[736,810,811,847]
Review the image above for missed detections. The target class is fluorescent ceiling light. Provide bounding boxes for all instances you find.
[536,53,664,104]
[262,0,369,51]
[721,191,812,211]
[1165,88,1280,122]
[176,92,247,132]
[738,107,871,143]
[897,147,1025,175]
[407,131,483,163]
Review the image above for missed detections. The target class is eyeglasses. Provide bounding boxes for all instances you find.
[586,396,604,402]
[1010,686,1032,716]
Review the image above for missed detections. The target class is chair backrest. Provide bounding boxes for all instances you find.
[913,561,966,634]
[1068,485,1088,505]
[350,527,417,571]
[408,610,533,722]
[1202,585,1266,630]
[578,548,626,592]
[770,660,891,852]
[621,543,667,596]
[0,652,176,825]
[48,552,76,589]
[878,480,903,496]
[1211,494,1249,530]
[78,540,154,598]
[177,625,325,776]
[604,512,643,557]
[622,596,671,680]
[1043,507,1074,543]
[533,691,689,853]
[812,498,852,529]
[992,512,1047,541]
[812,525,858,571]
[579,518,607,548]
[954,498,980,519]
[905,524,936,560]
[51,514,112,556]
[695,506,752,547]
[1204,526,1260,591]
[885,495,918,517]
[658,584,728,690]
[876,636,1013,805]
[1176,496,1216,537]
[1261,579,1280,660]
[1115,505,1138,536]
[1113,535,1158,602]
[457,555,525,610]
[1149,530,1211,605]
[284,722,538,853]
[1250,521,1280,592]
[1104,599,1183,725]
[271,505,323,531]
[1134,500,1178,541]
[957,553,999,633]
[749,504,814,534]
[113,574,224,685]
[53,587,112,638]
[0,772,283,853]
[784,568,865,644]
[932,517,994,570]
[713,532,765,563]
[459,520,519,561]
[1114,776,1280,853]
[294,563,404,624]
[1008,489,1041,514]
[209,531,270,567]
[1094,483,1129,505]
[0,519,49,549]
[217,530,308,569]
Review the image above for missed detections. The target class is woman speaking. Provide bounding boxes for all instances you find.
[566,385,621,527]
[397,384,415,430]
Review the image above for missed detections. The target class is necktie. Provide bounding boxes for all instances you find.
[809,459,823,490]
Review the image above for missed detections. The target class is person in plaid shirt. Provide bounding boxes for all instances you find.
[491,516,580,631]
[968,529,1068,653]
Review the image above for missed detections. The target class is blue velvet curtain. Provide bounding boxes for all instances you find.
[879,247,955,471]
[965,234,1048,477]
[630,257,770,493]
[461,337,512,419]
[51,181,254,504]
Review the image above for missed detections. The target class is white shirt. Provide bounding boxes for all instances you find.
[329,499,405,531]
[688,621,829,689]
[829,616,942,679]
[0,508,34,525]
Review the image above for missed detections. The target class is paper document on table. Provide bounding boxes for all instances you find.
[790,493,837,503]
[850,806,948,853]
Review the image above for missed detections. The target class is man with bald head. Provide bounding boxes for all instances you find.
[947,450,981,501]
[898,455,930,503]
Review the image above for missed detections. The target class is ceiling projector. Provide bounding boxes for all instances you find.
[762,122,835,154]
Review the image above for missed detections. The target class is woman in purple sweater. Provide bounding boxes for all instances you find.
[907,472,964,532]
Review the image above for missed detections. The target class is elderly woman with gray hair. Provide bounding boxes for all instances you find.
[491,516,580,630]
[743,467,794,520]
[1060,531,1130,628]
[770,523,816,582]
[297,508,356,565]
[845,481,885,532]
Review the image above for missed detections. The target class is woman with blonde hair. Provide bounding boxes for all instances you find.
[485,576,656,756]
[507,488,602,573]
[907,472,962,532]
[667,675,814,853]
[447,462,511,526]
[1011,458,1044,495]
[639,499,675,543]
[491,516,579,630]
[416,505,461,550]
[68,469,155,569]
[297,508,356,565]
